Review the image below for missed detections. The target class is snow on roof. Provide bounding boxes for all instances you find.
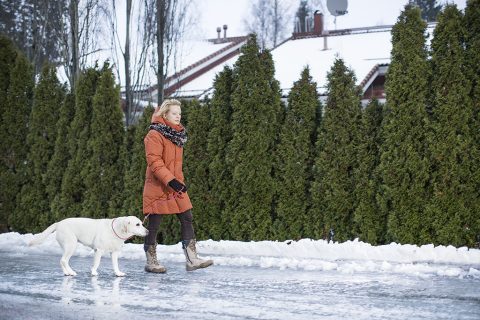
[271,30,392,95]
[172,28,393,98]
[167,22,441,99]
[169,40,233,75]
[171,55,239,96]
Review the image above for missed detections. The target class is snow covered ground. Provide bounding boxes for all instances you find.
[1,232,479,319]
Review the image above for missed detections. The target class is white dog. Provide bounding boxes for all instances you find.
[29,216,148,277]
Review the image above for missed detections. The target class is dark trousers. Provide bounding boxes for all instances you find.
[144,210,195,251]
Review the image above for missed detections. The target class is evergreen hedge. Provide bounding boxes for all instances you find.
[310,58,362,242]
[377,5,432,245]
[1,4,479,248]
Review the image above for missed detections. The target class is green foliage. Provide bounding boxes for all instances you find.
[426,5,477,246]
[225,35,282,240]
[184,99,211,240]
[3,53,34,171]
[82,64,125,218]
[122,106,154,218]
[378,5,432,245]
[1,50,33,231]
[0,35,17,109]
[273,67,320,240]
[52,67,101,220]
[46,93,75,216]
[206,67,234,240]
[353,100,384,244]
[178,99,192,128]
[14,64,64,232]
[464,0,480,246]
[310,58,362,242]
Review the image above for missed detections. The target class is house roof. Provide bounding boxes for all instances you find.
[164,25,394,99]
[271,27,393,96]
[148,36,248,99]
[359,63,389,94]
[158,24,436,100]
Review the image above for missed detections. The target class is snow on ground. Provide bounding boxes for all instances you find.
[1,232,479,279]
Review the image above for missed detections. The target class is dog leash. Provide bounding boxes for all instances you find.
[112,191,184,240]
[142,191,184,226]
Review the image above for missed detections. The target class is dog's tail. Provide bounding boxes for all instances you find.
[28,223,58,246]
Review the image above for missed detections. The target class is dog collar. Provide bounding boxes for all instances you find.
[111,219,131,241]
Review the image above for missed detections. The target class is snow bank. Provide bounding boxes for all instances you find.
[1,232,479,278]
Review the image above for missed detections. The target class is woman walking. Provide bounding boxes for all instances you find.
[142,99,213,273]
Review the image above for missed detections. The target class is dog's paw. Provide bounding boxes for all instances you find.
[115,271,126,277]
[91,269,98,276]
[64,271,77,276]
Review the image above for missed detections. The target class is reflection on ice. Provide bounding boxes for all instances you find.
[90,277,123,307]
[59,275,125,307]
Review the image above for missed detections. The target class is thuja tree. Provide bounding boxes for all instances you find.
[378,5,432,245]
[225,35,282,241]
[0,35,17,115]
[46,93,75,218]
[1,51,34,232]
[273,67,320,241]
[0,35,19,231]
[427,5,477,247]
[464,0,480,246]
[14,65,65,232]
[82,64,125,219]
[206,66,234,240]
[52,67,100,220]
[122,106,154,217]
[183,99,211,240]
[353,99,384,244]
[310,58,362,242]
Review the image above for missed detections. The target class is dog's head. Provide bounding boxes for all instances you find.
[121,216,149,237]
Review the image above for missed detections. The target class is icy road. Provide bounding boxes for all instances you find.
[0,233,479,319]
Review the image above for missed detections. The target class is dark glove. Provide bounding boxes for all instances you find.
[168,179,187,193]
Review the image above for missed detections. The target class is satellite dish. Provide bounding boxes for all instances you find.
[327,0,348,16]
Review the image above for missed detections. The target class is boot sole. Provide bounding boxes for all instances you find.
[145,267,167,273]
[186,261,213,271]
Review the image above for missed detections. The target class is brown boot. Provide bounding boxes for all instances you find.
[145,244,167,273]
[182,239,213,271]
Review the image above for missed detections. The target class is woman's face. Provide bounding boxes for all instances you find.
[164,104,182,125]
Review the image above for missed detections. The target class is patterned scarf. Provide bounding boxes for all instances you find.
[149,123,188,147]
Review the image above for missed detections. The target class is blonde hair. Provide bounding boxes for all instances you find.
[155,99,181,118]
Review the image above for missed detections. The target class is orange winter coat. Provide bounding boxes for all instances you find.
[142,114,192,215]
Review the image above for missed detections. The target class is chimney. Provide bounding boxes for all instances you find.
[216,27,221,41]
[223,24,228,39]
[314,10,323,35]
